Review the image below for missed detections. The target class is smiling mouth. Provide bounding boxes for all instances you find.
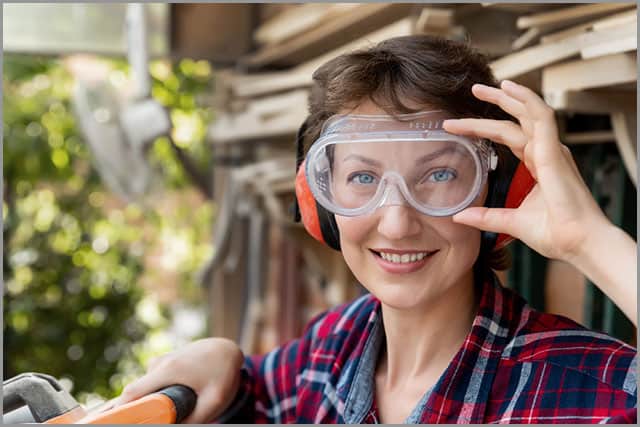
[369,249,438,264]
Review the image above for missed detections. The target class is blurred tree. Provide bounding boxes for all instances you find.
[3,54,214,400]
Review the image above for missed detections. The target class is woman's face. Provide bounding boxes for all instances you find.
[334,99,487,310]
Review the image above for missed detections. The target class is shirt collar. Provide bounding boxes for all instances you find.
[339,274,517,423]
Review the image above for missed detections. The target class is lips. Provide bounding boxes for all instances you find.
[369,248,438,274]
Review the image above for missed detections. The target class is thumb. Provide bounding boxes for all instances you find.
[452,207,518,236]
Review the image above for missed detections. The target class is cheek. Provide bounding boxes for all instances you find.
[432,218,482,260]
[335,215,373,246]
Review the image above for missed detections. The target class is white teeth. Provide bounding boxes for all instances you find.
[379,251,431,264]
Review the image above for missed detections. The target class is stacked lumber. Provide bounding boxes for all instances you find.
[488,3,637,185]
[205,3,638,352]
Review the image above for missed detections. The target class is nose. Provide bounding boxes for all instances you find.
[376,204,422,240]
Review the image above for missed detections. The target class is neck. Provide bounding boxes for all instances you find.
[377,270,479,390]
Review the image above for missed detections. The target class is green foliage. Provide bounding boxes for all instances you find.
[3,55,151,398]
[3,53,215,401]
[149,58,214,189]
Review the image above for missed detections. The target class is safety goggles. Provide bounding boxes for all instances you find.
[304,111,498,217]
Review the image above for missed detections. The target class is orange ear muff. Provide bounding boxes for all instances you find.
[295,160,341,251]
[493,161,536,250]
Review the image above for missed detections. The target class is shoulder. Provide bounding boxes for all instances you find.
[502,304,637,396]
[304,293,379,341]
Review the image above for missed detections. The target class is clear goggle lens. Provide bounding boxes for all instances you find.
[305,113,496,217]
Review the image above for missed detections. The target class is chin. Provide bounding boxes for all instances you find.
[366,276,439,310]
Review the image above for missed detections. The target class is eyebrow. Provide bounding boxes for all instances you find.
[414,146,461,164]
[342,154,383,168]
[342,146,461,167]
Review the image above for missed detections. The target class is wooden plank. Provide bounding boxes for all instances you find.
[255,4,360,46]
[512,27,540,50]
[517,3,634,30]
[490,22,635,80]
[208,97,309,144]
[592,8,637,30]
[580,35,637,60]
[563,131,615,145]
[256,4,332,46]
[481,3,565,14]
[544,89,636,113]
[541,8,637,44]
[540,21,594,45]
[245,89,309,116]
[241,3,414,69]
[258,3,297,24]
[611,110,638,186]
[231,18,414,98]
[414,7,453,32]
[542,52,637,94]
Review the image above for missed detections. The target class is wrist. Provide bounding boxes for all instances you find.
[564,216,615,269]
[566,218,634,283]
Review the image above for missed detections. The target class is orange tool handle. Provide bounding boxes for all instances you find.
[46,385,197,424]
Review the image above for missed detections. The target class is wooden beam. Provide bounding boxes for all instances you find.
[208,94,309,144]
[581,35,637,60]
[592,8,637,30]
[540,8,636,44]
[512,27,541,50]
[544,90,636,114]
[517,3,634,30]
[542,52,637,95]
[490,22,635,80]
[611,110,638,186]
[241,3,413,69]
[255,4,360,47]
[481,3,563,14]
[563,131,615,145]
[230,18,414,98]
[414,7,453,32]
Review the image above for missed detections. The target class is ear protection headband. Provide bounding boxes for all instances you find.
[293,117,536,252]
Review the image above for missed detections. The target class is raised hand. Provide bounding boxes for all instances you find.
[443,80,637,325]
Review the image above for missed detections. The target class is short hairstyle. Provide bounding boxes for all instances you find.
[304,34,517,271]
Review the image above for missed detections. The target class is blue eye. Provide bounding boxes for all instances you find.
[428,169,457,182]
[349,172,377,185]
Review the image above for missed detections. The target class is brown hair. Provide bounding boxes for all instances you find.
[303,34,515,271]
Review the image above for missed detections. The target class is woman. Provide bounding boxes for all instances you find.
[115,36,637,423]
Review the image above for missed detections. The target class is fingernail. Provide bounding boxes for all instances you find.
[501,79,516,88]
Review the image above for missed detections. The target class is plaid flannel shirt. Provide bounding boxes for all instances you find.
[219,275,637,423]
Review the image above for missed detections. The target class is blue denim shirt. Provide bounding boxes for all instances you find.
[341,314,434,423]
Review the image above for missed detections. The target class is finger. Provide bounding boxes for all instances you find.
[471,83,527,121]
[500,80,558,127]
[116,373,173,405]
[452,206,519,236]
[443,118,528,159]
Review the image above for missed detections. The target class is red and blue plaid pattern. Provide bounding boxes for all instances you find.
[218,276,637,423]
